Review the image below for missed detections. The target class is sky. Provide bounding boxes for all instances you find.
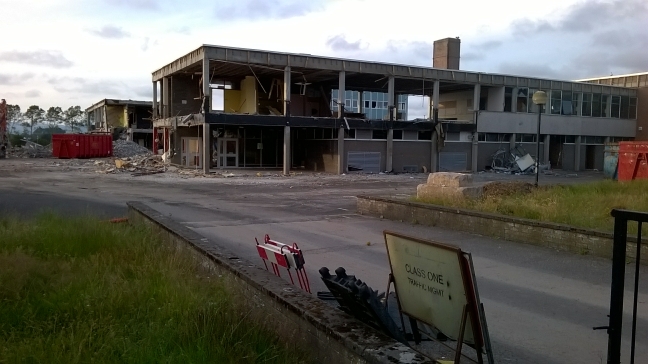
[1,0,646,117]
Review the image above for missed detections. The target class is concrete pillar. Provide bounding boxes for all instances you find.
[337,127,345,175]
[430,80,440,173]
[510,133,516,151]
[388,76,395,117]
[472,84,481,173]
[202,123,210,173]
[386,129,394,172]
[162,77,170,118]
[202,57,210,114]
[338,71,345,118]
[511,87,518,113]
[284,66,291,116]
[152,81,158,119]
[544,134,551,166]
[283,126,291,175]
[358,92,364,114]
[574,135,582,171]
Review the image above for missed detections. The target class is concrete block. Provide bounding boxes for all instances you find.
[426,172,473,187]
[417,183,483,200]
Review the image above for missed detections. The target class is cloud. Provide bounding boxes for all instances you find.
[461,53,485,62]
[511,0,646,37]
[88,25,131,39]
[216,0,325,20]
[141,37,158,51]
[0,50,73,68]
[105,0,159,10]
[0,73,35,85]
[497,62,562,79]
[25,90,41,98]
[326,35,363,51]
[172,26,191,35]
[48,77,125,96]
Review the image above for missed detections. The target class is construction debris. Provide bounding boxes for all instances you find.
[488,144,550,174]
[9,140,52,158]
[112,140,151,158]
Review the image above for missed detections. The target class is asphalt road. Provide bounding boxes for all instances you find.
[1,161,646,363]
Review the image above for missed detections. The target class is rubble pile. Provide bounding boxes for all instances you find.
[112,140,152,158]
[9,140,53,158]
[95,154,165,175]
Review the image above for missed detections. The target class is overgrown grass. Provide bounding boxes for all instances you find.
[0,213,310,363]
[416,179,648,232]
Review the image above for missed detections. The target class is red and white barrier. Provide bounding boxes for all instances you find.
[255,234,311,293]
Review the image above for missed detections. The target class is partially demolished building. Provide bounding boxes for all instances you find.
[86,99,154,149]
[150,39,638,174]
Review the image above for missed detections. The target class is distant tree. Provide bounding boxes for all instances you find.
[63,106,85,132]
[45,106,64,129]
[24,105,44,136]
[6,104,22,134]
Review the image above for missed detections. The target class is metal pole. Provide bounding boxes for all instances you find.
[535,105,542,187]
[608,215,627,364]
[630,222,642,364]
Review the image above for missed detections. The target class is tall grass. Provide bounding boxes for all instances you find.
[416,179,648,232]
[0,213,309,363]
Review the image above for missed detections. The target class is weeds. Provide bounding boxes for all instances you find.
[0,214,309,363]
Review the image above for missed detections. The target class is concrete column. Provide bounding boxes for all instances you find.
[510,133,516,151]
[388,76,395,118]
[386,129,394,172]
[283,126,291,175]
[162,77,170,118]
[431,80,440,173]
[202,123,210,173]
[152,81,158,119]
[472,84,481,173]
[511,87,518,112]
[544,134,551,166]
[574,135,582,171]
[605,94,612,117]
[202,57,210,114]
[284,66,291,116]
[338,71,346,118]
[431,133,438,173]
[358,92,364,114]
[337,127,345,175]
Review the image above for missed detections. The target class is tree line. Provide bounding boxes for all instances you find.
[5,104,87,146]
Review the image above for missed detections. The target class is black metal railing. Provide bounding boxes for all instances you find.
[595,209,647,364]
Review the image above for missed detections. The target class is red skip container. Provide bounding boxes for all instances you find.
[52,134,112,159]
[617,141,648,181]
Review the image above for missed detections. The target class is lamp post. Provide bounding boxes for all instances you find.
[532,91,547,187]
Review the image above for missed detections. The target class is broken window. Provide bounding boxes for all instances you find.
[504,87,513,112]
[611,96,621,118]
[592,94,602,117]
[517,88,528,113]
[629,97,637,119]
[582,93,592,116]
[372,130,388,139]
[620,96,630,119]
[393,130,403,140]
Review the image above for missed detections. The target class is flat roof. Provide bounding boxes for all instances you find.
[86,99,152,113]
[151,45,636,97]
[576,71,648,82]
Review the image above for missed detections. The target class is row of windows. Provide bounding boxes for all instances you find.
[478,133,630,144]
[330,90,408,117]
[295,128,431,140]
[504,87,637,119]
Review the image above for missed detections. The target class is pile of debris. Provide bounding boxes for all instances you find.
[487,144,549,174]
[94,154,166,176]
[112,140,152,159]
[9,140,52,158]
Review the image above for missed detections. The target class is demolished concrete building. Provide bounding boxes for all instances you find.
[150,39,639,174]
[85,99,154,149]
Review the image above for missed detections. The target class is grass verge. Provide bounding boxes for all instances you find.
[0,213,310,363]
[415,179,648,233]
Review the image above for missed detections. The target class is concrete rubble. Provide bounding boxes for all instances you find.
[417,172,485,200]
[9,140,53,158]
[112,140,151,158]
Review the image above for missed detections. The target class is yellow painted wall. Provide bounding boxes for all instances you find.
[223,89,242,113]
[239,76,257,114]
[106,105,126,128]
[435,90,474,121]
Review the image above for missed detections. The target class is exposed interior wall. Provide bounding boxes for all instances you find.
[171,75,202,116]
[437,90,474,121]
[637,87,648,140]
[486,87,505,112]
[239,76,258,114]
[223,89,242,113]
[294,139,338,172]
[106,105,126,128]
[170,126,203,165]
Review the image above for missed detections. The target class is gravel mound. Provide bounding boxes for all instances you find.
[113,140,152,158]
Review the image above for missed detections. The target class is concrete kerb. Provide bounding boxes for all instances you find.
[356,195,648,265]
[126,201,431,364]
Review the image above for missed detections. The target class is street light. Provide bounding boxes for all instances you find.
[532,90,547,187]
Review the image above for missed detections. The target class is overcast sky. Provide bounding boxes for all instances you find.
[1,0,646,113]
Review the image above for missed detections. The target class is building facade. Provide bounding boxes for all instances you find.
[86,99,154,148]
[149,43,639,174]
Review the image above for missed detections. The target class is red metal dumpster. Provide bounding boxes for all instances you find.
[52,134,78,159]
[617,142,648,181]
[52,134,112,159]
